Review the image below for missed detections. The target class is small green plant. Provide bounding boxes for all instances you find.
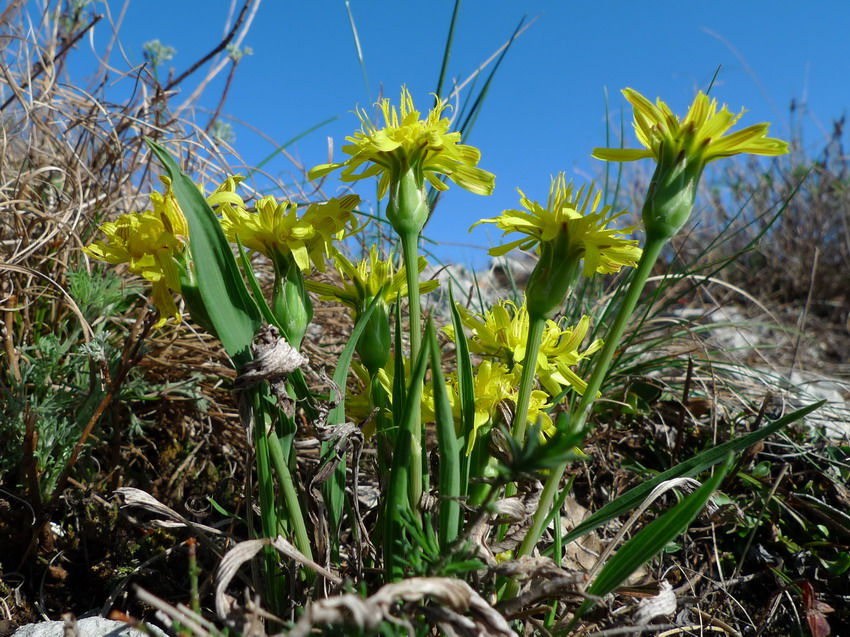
[80,81,820,633]
[0,266,165,503]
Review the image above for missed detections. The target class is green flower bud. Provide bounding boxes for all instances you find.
[641,145,701,241]
[355,298,391,376]
[386,164,429,237]
[271,254,313,350]
[177,257,217,336]
[525,237,582,320]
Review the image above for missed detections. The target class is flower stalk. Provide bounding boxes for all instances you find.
[510,314,546,443]
[513,86,789,577]
[398,227,425,513]
[515,235,666,563]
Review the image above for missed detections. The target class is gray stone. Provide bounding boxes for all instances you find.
[13,618,166,637]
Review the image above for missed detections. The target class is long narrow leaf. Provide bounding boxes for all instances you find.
[562,400,824,545]
[570,455,733,625]
[392,298,407,416]
[146,140,260,367]
[448,283,474,493]
[248,116,338,178]
[384,327,433,580]
[428,320,461,548]
[323,291,387,547]
[236,236,279,328]
[328,292,385,426]
[433,0,462,102]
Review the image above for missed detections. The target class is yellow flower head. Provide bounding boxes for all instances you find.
[308,87,495,199]
[84,175,249,327]
[220,194,362,272]
[421,360,554,454]
[592,88,788,167]
[306,246,439,313]
[84,209,183,326]
[592,88,788,241]
[445,299,602,397]
[474,174,643,277]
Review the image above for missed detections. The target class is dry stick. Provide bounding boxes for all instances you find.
[0,13,103,111]
[789,246,819,381]
[0,0,27,30]
[203,59,239,135]
[163,0,253,93]
[2,291,21,381]
[21,409,41,513]
[47,308,154,509]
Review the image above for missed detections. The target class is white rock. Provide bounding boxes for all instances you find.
[13,618,166,637]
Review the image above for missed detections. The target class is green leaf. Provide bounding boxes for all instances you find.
[236,236,279,328]
[328,291,385,426]
[392,298,407,415]
[429,320,461,549]
[323,291,387,549]
[146,139,260,367]
[384,326,433,581]
[562,400,824,546]
[572,455,733,624]
[448,283,474,493]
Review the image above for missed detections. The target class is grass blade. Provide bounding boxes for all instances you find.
[448,283,474,494]
[570,455,734,625]
[384,325,433,580]
[562,400,825,545]
[323,291,387,548]
[433,0,462,102]
[329,291,385,426]
[392,298,407,417]
[247,116,339,178]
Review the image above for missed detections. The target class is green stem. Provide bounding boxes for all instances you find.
[573,236,666,428]
[398,229,423,513]
[511,315,546,443]
[510,235,668,584]
[267,428,314,565]
[371,373,391,473]
[399,230,422,360]
[249,390,285,611]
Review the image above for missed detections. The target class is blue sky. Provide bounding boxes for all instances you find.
[69,1,849,268]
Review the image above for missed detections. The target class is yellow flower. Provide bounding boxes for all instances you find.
[84,209,183,326]
[592,88,789,240]
[347,356,409,436]
[308,87,495,199]
[84,175,251,327]
[474,174,642,277]
[421,360,554,454]
[306,245,439,312]
[538,314,603,397]
[592,88,788,166]
[445,299,602,397]
[307,246,439,373]
[220,194,361,272]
